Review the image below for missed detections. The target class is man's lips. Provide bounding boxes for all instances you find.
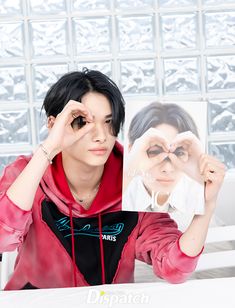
[156,178,175,184]
[88,148,108,155]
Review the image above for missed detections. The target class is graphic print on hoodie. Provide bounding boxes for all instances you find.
[42,200,138,285]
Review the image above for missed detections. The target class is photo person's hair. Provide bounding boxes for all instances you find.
[42,68,125,136]
[128,102,199,145]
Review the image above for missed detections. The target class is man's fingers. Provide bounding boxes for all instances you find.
[167,153,184,169]
[74,122,95,140]
[61,100,93,123]
[140,128,170,152]
[170,131,203,154]
[150,152,169,167]
[199,154,226,175]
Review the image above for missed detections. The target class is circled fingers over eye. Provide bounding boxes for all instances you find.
[71,109,93,122]
[71,116,88,129]
[169,131,202,153]
[141,128,170,152]
[170,140,193,154]
[61,100,93,122]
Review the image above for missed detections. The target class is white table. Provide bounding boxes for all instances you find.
[0,277,234,308]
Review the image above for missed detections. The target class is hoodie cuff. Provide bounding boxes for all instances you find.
[168,235,204,273]
[0,192,32,232]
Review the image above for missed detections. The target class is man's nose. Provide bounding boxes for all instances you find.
[92,124,107,142]
[163,156,171,162]
[161,157,175,173]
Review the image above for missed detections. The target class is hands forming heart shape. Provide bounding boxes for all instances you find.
[147,144,189,163]
[144,130,204,183]
[146,130,203,162]
[127,128,204,184]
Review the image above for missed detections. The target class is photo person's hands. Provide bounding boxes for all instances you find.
[168,131,204,183]
[199,154,225,208]
[123,128,170,189]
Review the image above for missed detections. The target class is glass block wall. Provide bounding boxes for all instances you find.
[0,0,235,175]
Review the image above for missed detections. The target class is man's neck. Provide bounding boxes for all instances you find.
[62,153,104,193]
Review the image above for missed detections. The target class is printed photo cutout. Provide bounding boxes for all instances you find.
[122,100,207,216]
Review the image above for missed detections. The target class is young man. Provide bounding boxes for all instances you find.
[0,69,225,290]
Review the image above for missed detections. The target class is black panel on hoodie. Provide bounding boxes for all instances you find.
[42,200,138,285]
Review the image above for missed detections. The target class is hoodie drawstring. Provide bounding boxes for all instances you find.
[98,213,106,284]
[69,203,77,287]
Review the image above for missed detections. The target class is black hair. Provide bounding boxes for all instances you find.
[128,102,199,145]
[42,68,125,136]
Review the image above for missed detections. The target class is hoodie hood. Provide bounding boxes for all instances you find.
[40,141,123,218]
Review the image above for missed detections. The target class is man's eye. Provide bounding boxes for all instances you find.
[174,148,186,157]
[173,147,189,162]
[147,145,164,157]
[72,116,87,129]
[105,119,112,124]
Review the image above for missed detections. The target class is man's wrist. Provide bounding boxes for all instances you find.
[39,144,53,164]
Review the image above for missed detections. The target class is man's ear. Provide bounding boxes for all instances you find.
[47,116,56,129]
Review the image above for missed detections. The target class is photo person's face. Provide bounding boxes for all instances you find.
[143,123,186,195]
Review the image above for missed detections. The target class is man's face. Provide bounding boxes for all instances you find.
[62,92,116,167]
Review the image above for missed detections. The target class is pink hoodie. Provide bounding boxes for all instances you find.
[0,142,201,290]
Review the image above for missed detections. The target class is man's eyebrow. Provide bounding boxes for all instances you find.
[105,114,112,119]
[149,144,162,148]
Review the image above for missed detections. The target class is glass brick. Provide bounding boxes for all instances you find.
[34,107,48,143]
[120,60,156,95]
[32,64,69,101]
[159,0,197,8]
[77,62,112,78]
[73,17,111,55]
[0,22,24,58]
[207,55,235,91]
[0,110,31,145]
[29,0,66,14]
[118,15,154,52]
[116,0,153,9]
[203,0,235,5]
[208,99,235,133]
[0,66,26,101]
[163,57,200,94]
[0,0,22,15]
[73,0,110,10]
[209,142,235,170]
[0,153,29,176]
[30,20,67,57]
[161,13,197,50]
[205,12,235,47]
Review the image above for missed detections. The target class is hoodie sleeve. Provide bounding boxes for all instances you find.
[135,212,202,283]
[0,156,33,252]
